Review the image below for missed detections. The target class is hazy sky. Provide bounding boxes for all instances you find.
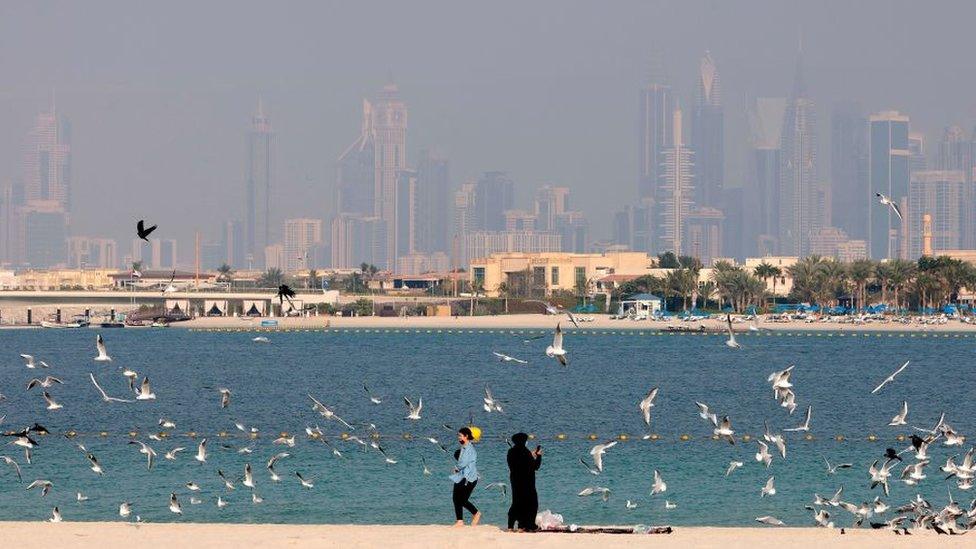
[1,1,974,254]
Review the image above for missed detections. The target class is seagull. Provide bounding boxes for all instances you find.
[296,472,314,489]
[26,376,62,390]
[19,354,47,369]
[89,373,133,403]
[784,406,812,432]
[26,479,52,497]
[483,385,504,413]
[875,192,903,221]
[216,496,228,508]
[545,323,568,366]
[135,377,156,400]
[164,447,185,460]
[217,469,235,490]
[308,394,355,428]
[823,456,853,475]
[565,310,581,329]
[185,482,201,491]
[724,314,740,348]
[578,458,600,476]
[638,387,659,427]
[869,460,896,496]
[889,401,909,426]
[0,456,22,482]
[119,502,132,518]
[85,453,103,475]
[189,497,202,505]
[588,441,617,473]
[159,418,176,429]
[492,352,528,364]
[714,416,735,444]
[651,470,667,495]
[251,492,263,504]
[695,402,718,425]
[377,446,398,464]
[169,493,182,515]
[363,384,382,404]
[42,392,62,410]
[194,438,208,463]
[761,476,776,497]
[664,500,677,510]
[484,482,509,498]
[49,507,62,523]
[726,461,743,476]
[625,500,638,509]
[273,434,295,447]
[767,365,794,393]
[755,441,773,468]
[94,334,112,362]
[137,219,157,241]
[76,492,88,502]
[577,487,611,502]
[403,396,423,421]
[871,361,910,394]
[218,388,232,408]
[128,441,156,470]
[421,457,431,476]
[252,336,270,343]
[267,452,289,482]
[763,421,787,458]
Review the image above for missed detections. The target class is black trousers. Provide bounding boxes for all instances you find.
[453,479,478,520]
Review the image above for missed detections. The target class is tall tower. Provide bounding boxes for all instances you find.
[748,97,787,256]
[867,111,910,259]
[778,48,819,256]
[414,150,450,254]
[372,81,408,269]
[657,108,695,255]
[245,98,274,267]
[336,99,376,216]
[638,77,673,201]
[692,51,724,209]
[830,102,869,241]
[22,102,71,210]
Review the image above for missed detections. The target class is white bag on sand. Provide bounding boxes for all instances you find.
[535,510,564,530]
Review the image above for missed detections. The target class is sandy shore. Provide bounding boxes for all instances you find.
[0,523,966,548]
[173,313,976,333]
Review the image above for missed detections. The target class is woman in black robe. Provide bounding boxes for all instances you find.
[507,432,542,531]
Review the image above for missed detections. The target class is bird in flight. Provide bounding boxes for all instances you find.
[94,334,112,362]
[875,192,903,221]
[545,323,568,366]
[725,314,741,349]
[492,352,528,364]
[137,220,157,241]
[871,361,910,394]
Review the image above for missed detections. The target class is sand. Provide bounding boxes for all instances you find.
[0,523,968,548]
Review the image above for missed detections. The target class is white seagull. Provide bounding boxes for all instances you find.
[577,487,611,502]
[128,441,157,470]
[42,392,63,410]
[308,394,355,428]
[714,416,735,444]
[588,441,617,473]
[20,354,49,369]
[822,455,853,475]
[218,388,231,408]
[296,471,314,489]
[638,387,659,427]
[26,376,62,390]
[724,314,740,348]
[875,192,903,221]
[169,493,182,515]
[362,384,382,404]
[492,352,528,364]
[651,470,667,495]
[545,323,568,366]
[119,502,132,518]
[889,401,909,426]
[761,476,776,497]
[135,377,156,400]
[94,334,112,362]
[726,460,744,476]
[89,373,133,403]
[784,406,812,432]
[252,336,270,343]
[403,396,423,421]
[194,438,208,463]
[756,516,785,526]
[871,361,910,394]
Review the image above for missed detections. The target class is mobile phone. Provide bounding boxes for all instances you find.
[535,445,542,452]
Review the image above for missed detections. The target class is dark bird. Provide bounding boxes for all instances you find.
[277,284,296,306]
[884,447,903,462]
[136,220,157,241]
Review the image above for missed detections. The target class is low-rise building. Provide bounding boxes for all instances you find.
[469,251,654,297]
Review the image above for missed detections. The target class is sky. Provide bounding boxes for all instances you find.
[1,0,974,255]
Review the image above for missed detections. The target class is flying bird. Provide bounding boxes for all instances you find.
[651,470,667,495]
[588,441,617,473]
[26,376,62,390]
[308,394,355,427]
[403,396,423,421]
[871,361,910,394]
[875,192,903,221]
[638,387,659,427]
[89,373,133,403]
[545,323,568,365]
[20,354,48,369]
[889,401,909,426]
[94,334,112,362]
[784,406,812,432]
[822,456,853,475]
[492,352,528,364]
[362,384,382,404]
[135,377,156,400]
[137,219,157,241]
[724,314,740,348]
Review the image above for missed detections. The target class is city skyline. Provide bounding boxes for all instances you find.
[0,2,975,270]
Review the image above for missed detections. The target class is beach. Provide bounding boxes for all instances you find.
[0,523,969,548]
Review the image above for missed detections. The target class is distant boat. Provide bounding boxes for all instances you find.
[260,320,278,327]
[150,320,170,328]
[41,316,90,329]
[95,321,125,328]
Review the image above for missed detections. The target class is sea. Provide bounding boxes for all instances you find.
[0,327,972,527]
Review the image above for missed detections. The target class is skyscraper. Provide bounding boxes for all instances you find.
[283,218,323,272]
[868,111,910,259]
[691,51,724,210]
[748,97,786,256]
[330,214,387,269]
[938,126,970,171]
[473,172,515,231]
[638,82,673,201]
[18,200,67,268]
[684,207,724,265]
[555,211,589,253]
[220,220,245,268]
[830,102,869,241]
[908,171,966,258]
[534,185,570,232]
[22,106,71,210]
[414,150,450,254]
[371,82,408,268]
[778,50,820,256]
[656,108,695,254]
[336,100,376,216]
[245,98,274,267]
[393,169,416,262]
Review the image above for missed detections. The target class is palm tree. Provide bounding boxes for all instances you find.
[258,268,285,288]
[216,263,234,284]
[787,256,824,304]
[816,259,848,310]
[308,269,320,290]
[752,261,781,309]
[847,259,875,311]
[131,260,143,273]
[887,259,917,311]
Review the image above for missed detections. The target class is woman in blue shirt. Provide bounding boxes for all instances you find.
[450,427,481,526]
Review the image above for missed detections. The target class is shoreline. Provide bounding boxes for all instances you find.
[0,523,959,548]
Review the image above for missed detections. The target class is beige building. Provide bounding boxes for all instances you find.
[15,269,119,290]
[743,256,798,296]
[283,218,323,272]
[470,251,654,297]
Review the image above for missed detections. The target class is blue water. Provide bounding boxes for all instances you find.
[0,328,972,526]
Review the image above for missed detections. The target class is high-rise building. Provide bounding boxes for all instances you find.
[462,231,562,264]
[908,133,927,173]
[336,99,376,216]
[534,185,570,232]
[748,98,787,256]
[0,182,14,263]
[503,210,536,231]
[452,182,477,240]
[372,82,408,268]
[691,51,724,210]
[808,226,867,261]
[778,50,820,256]
[611,199,655,253]
[23,106,71,210]
[393,170,417,262]
[17,200,67,268]
[555,211,589,253]
[67,237,118,269]
[656,108,695,255]
[264,244,285,271]
[150,239,178,269]
[638,83,673,200]
[684,207,724,265]
[830,102,869,241]
[938,126,970,172]
[283,218,323,272]
[221,220,245,268]
[868,111,910,259]
[245,98,274,267]
[473,172,515,231]
[414,150,450,254]
[330,214,387,269]
[908,170,967,258]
